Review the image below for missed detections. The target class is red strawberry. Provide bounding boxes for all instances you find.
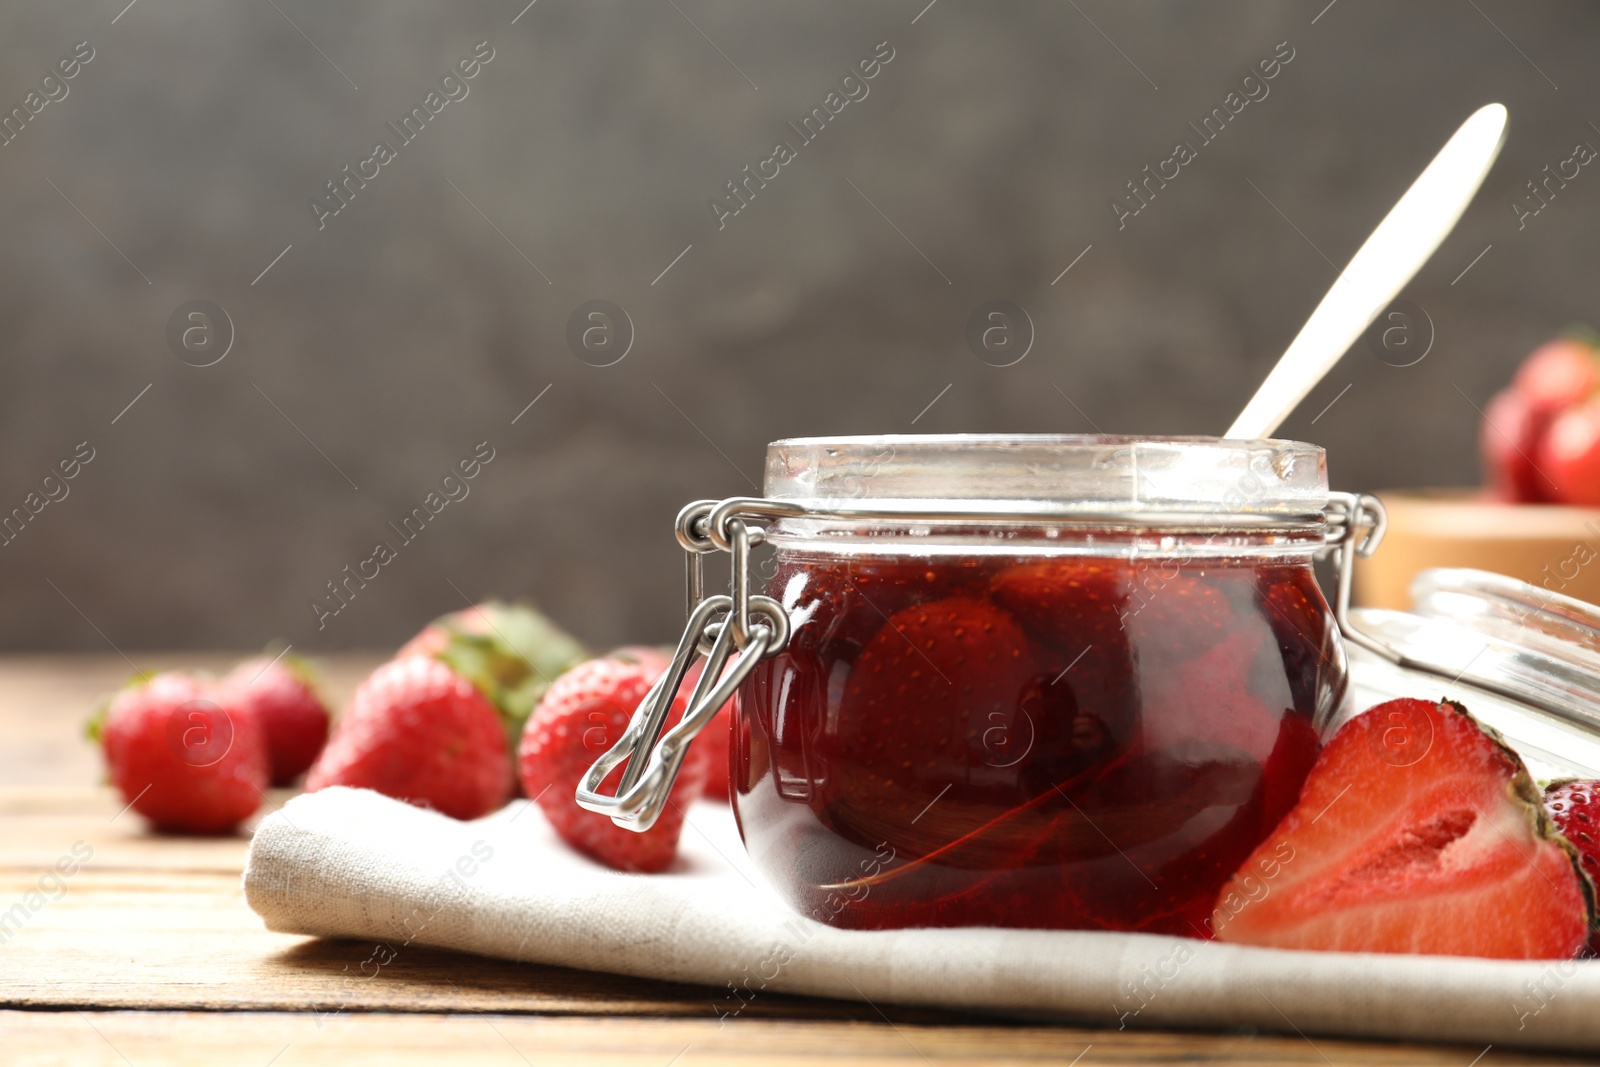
[1257,569,1342,722]
[773,554,995,664]
[832,596,1040,852]
[1543,779,1600,953]
[1121,568,1242,663]
[94,672,267,834]
[1540,398,1600,507]
[519,657,710,872]
[1139,627,1281,762]
[991,558,1128,655]
[223,654,329,785]
[396,600,588,750]
[398,605,493,659]
[678,657,737,801]
[1481,387,1553,503]
[608,645,673,678]
[1213,698,1592,958]
[305,656,513,819]
[604,649,734,799]
[1514,336,1600,414]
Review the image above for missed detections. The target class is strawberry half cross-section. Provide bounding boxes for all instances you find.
[1213,698,1593,959]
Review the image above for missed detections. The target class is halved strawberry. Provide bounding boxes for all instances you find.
[1213,698,1592,958]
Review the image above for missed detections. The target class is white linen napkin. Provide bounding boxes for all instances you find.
[244,786,1600,1050]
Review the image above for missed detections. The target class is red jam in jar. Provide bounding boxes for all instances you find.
[731,435,1346,935]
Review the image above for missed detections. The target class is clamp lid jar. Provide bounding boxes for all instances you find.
[581,434,1358,935]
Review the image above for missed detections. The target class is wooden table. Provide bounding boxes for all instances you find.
[0,653,1583,1065]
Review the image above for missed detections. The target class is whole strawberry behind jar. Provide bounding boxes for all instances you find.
[577,435,1354,934]
[305,601,587,819]
[1480,330,1600,505]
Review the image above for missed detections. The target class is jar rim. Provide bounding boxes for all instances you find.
[764,434,1328,523]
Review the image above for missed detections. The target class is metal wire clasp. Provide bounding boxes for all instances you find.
[1321,490,1392,661]
[575,499,792,832]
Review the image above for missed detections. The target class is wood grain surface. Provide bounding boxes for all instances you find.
[0,655,1588,1064]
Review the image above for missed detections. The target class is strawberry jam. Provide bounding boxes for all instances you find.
[733,549,1340,934]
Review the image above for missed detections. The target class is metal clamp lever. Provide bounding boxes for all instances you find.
[1321,490,1392,662]
[576,509,790,832]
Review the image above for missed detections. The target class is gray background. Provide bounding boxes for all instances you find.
[0,0,1592,652]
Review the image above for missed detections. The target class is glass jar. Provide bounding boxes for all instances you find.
[720,434,1347,935]
[1345,567,1600,782]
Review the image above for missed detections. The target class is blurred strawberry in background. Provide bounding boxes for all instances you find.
[1481,332,1600,505]
[223,653,330,786]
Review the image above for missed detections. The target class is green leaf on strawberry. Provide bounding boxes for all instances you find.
[428,601,588,746]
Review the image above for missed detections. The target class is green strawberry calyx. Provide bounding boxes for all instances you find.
[430,601,588,744]
[84,670,156,745]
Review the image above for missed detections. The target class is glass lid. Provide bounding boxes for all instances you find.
[1345,568,1600,780]
[764,435,1328,522]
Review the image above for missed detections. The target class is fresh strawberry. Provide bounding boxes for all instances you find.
[519,657,710,872]
[1543,779,1600,953]
[305,656,513,819]
[1539,398,1600,507]
[1513,336,1600,414]
[397,604,493,659]
[1481,387,1554,503]
[93,672,267,834]
[223,653,330,785]
[397,600,588,748]
[602,648,734,798]
[1213,698,1592,958]
[1482,335,1600,504]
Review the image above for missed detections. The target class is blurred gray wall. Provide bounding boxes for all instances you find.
[0,0,1594,652]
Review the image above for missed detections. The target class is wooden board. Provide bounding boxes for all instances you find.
[0,865,950,1022]
[3,1011,1584,1067]
[0,786,937,1021]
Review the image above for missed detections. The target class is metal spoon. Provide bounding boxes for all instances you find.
[1226,103,1508,440]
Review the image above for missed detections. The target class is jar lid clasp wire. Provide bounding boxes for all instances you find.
[574,504,789,832]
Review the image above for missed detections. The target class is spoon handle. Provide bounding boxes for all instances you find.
[1226,103,1508,441]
